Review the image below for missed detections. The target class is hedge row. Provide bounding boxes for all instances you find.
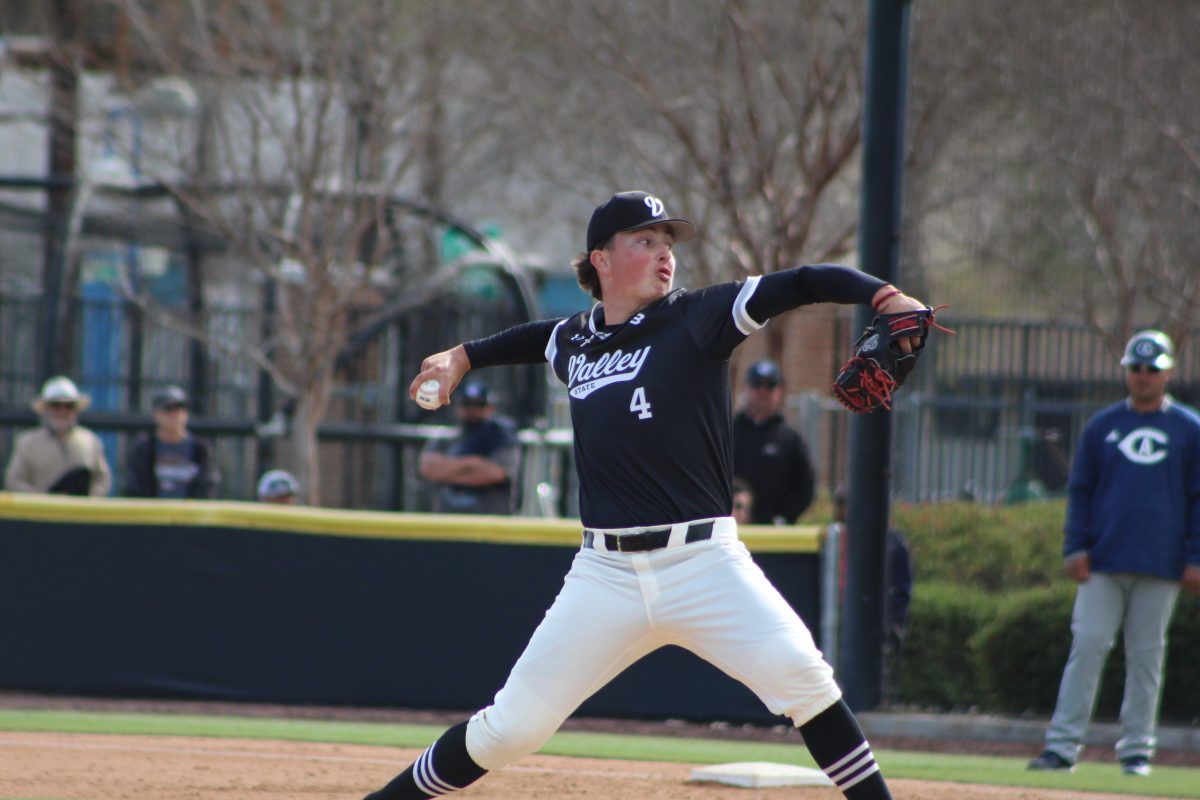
[891,499,1068,591]
[875,499,1199,721]
[898,580,1200,722]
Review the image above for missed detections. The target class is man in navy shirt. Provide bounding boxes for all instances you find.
[734,359,816,524]
[1029,330,1200,776]
[363,191,929,800]
[419,381,519,515]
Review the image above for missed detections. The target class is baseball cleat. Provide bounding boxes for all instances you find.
[1027,751,1075,772]
[1120,756,1151,776]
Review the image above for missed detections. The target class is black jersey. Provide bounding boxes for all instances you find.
[462,264,886,529]
[545,280,764,528]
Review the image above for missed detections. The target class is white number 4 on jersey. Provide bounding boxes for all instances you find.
[630,386,653,420]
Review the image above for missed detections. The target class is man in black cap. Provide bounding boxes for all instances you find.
[363,190,930,800]
[418,380,519,515]
[124,384,214,498]
[733,359,816,524]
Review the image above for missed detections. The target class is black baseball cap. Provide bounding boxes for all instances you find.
[151,384,189,409]
[460,381,491,406]
[586,191,696,252]
[746,360,781,387]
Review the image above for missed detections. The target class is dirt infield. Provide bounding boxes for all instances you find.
[0,694,1190,799]
[0,730,1157,800]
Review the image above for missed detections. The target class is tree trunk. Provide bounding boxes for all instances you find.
[289,386,328,507]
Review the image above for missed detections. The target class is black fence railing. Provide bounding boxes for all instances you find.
[0,287,548,510]
[891,317,1198,503]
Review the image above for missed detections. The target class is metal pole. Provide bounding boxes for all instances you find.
[820,522,843,672]
[39,0,81,383]
[840,0,912,711]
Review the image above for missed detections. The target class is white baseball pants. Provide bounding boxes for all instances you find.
[464,517,841,770]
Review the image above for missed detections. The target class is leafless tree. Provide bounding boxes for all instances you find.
[478,0,869,358]
[108,0,464,503]
[906,1,1200,357]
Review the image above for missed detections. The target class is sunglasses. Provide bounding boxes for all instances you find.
[158,403,188,412]
[1128,364,1162,375]
[46,401,77,410]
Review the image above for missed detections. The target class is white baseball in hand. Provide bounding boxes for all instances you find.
[416,379,443,410]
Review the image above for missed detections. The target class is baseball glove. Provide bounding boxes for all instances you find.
[832,307,949,413]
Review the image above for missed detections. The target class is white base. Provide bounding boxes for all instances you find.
[688,762,834,788]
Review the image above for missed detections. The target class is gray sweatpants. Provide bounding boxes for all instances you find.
[1045,572,1180,762]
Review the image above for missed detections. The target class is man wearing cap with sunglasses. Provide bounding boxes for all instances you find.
[4,375,111,496]
[124,385,214,499]
[1029,330,1200,777]
[365,190,929,800]
[734,359,816,524]
[419,380,519,515]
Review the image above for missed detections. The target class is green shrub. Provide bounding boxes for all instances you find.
[893,500,1067,591]
[971,584,1075,713]
[968,585,1200,721]
[843,499,1200,719]
[1162,595,1200,723]
[898,581,992,709]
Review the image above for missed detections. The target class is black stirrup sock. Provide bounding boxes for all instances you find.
[799,699,893,799]
[363,720,488,799]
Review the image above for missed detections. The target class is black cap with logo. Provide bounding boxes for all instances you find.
[460,381,491,406]
[746,360,782,388]
[586,191,697,252]
[152,384,189,410]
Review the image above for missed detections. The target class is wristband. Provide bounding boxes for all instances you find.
[872,288,901,312]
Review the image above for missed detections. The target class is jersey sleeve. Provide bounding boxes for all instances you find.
[679,264,886,359]
[1064,418,1102,556]
[463,319,562,368]
[743,264,886,325]
[679,281,762,359]
[1186,414,1200,567]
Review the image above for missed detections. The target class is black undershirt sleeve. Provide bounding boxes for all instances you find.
[462,319,563,368]
[744,264,888,325]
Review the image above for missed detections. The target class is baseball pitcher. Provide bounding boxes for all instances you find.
[363,191,939,800]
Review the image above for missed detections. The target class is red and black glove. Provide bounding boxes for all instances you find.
[832,307,950,413]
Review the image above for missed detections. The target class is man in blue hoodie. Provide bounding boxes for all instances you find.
[1029,330,1200,777]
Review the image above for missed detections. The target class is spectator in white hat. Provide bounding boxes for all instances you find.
[4,376,112,496]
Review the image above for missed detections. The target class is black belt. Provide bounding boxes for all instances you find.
[582,521,715,553]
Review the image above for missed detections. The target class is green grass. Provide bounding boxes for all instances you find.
[1,708,1198,798]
